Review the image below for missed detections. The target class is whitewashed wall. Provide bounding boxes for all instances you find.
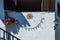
[14,12,55,40]
[0,12,55,40]
[0,12,54,40]
[0,0,55,40]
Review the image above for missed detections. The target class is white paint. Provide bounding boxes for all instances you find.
[0,19,6,38]
[0,12,55,40]
[12,12,55,40]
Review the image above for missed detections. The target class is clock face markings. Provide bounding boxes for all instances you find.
[21,12,45,31]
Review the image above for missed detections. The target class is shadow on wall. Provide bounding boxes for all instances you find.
[5,12,30,34]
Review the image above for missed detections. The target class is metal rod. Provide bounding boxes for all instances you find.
[0,28,20,40]
[3,31,5,40]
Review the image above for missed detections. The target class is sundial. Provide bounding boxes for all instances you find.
[0,11,55,40]
[21,12,45,31]
[0,0,55,40]
[18,12,55,40]
[2,12,45,31]
[2,12,55,31]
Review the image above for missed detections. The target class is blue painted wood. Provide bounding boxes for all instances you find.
[55,0,60,40]
[5,12,30,34]
[0,0,5,20]
[55,0,60,20]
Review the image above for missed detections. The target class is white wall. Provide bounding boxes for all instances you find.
[0,0,55,40]
[7,12,55,40]
[0,12,55,40]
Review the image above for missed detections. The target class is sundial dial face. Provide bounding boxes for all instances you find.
[17,12,55,40]
[0,12,55,40]
[22,12,45,31]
